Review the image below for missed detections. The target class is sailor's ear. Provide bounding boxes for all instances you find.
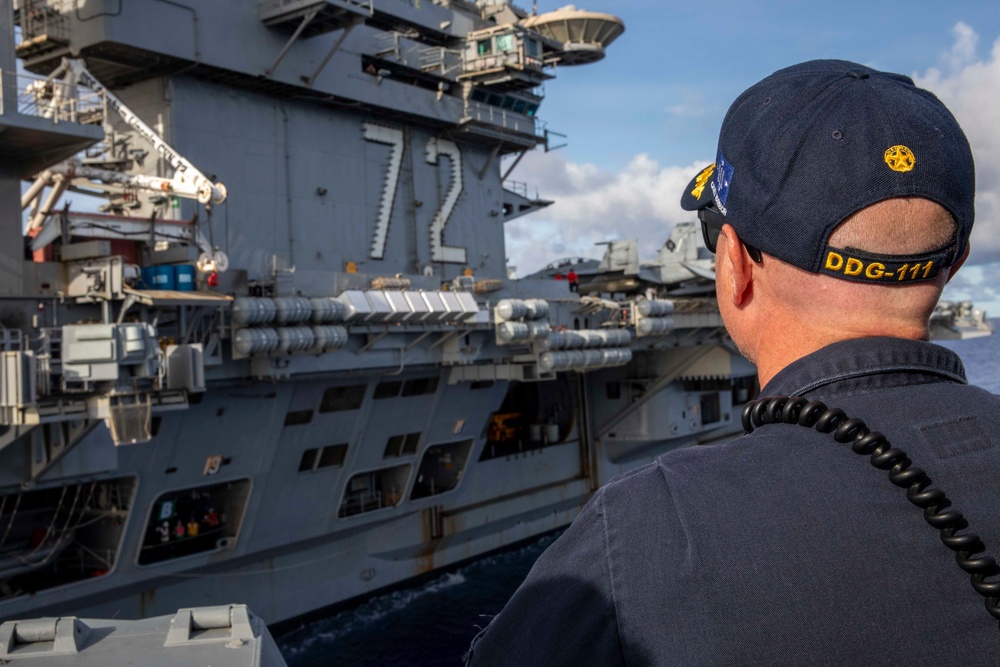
[719,224,753,306]
[945,242,971,284]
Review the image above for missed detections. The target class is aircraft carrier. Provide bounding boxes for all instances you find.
[0,0,985,633]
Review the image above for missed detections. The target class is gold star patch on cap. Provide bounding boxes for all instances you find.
[884,145,915,173]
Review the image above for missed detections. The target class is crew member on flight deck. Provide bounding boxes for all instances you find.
[465,60,1000,665]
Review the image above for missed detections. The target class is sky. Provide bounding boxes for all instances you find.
[503,0,1000,314]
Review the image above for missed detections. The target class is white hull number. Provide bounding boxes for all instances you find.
[363,122,467,264]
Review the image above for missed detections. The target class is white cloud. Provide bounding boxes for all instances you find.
[504,151,705,275]
[915,25,1000,266]
[942,22,979,72]
[666,91,706,117]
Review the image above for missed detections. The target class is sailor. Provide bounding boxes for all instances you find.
[465,60,1000,665]
[187,516,200,537]
[566,268,579,292]
[156,521,170,544]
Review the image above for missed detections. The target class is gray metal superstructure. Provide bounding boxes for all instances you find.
[0,604,287,665]
[0,0,979,631]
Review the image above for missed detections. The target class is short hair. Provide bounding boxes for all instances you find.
[829,198,956,256]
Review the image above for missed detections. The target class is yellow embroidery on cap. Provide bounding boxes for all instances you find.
[884,145,915,173]
[690,164,715,199]
[825,251,844,271]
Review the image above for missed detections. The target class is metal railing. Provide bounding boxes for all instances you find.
[258,0,373,18]
[419,45,462,76]
[462,48,545,75]
[1,68,105,125]
[504,179,543,199]
[373,30,401,58]
[338,490,385,517]
[182,306,225,349]
[15,0,69,44]
[463,99,541,138]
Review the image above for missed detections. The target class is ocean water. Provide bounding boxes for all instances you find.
[276,328,999,666]
[276,533,559,666]
[938,330,1000,393]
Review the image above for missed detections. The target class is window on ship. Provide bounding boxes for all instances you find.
[299,444,349,472]
[700,392,722,425]
[338,465,411,518]
[384,432,421,459]
[496,34,516,53]
[401,376,439,397]
[374,380,402,400]
[138,480,251,566]
[411,439,474,500]
[0,477,136,600]
[319,384,367,413]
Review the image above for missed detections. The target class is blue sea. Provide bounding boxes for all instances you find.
[276,328,1000,666]
[277,534,559,666]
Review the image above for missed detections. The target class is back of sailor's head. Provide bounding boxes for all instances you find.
[681,59,975,289]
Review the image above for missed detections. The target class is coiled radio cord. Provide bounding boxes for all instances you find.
[742,395,1000,629]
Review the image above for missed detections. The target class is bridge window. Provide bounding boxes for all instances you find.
[496,34,515,53]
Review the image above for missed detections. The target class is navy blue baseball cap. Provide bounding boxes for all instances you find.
[681,59,975,284]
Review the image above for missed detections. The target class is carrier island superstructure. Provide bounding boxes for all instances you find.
[0,0,771,626]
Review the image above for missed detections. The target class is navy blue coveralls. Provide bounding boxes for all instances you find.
[466,337,1000,666]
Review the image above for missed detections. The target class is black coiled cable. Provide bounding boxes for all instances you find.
[742,395,1000,629]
